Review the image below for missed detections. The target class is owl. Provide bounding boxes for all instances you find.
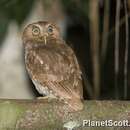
[22,21,83,112]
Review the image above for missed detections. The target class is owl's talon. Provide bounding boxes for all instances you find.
[37,96,49,100]
[37,96,57,102]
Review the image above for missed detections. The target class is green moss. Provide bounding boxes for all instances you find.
[0,101,24,129]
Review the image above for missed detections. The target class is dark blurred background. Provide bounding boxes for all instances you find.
[0,0,130,100]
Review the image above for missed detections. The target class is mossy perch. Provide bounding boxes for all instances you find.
[0,100,130,130]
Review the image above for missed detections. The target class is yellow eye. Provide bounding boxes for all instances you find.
[48,25,53,33]
[32,26,40,35]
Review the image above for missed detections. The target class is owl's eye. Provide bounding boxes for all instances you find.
[47,25,53,33]
[32,27,40,35]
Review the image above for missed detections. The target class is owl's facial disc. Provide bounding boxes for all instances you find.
[23,22,61,45]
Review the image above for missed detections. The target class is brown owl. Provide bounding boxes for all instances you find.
[22,21,83,112]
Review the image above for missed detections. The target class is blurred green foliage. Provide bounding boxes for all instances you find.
[0,0,34,43]
[0,0,34,24]
[62,0,89,22]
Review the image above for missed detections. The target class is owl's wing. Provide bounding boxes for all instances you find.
[26,43,83,99]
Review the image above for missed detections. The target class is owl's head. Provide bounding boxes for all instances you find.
[22,21,61,44]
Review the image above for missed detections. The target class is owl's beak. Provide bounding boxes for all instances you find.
[39,33,48,45]
[43,35,47,45]
[43,33,48,45]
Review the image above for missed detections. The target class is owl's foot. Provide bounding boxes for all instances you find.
[37,95,57,102]
[37,96,49,100]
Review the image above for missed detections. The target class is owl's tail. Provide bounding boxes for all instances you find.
[64,98,84,112]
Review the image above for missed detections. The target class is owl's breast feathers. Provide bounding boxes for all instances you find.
[25,40,83,101]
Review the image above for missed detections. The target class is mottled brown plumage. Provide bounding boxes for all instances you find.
[22,21,83,111]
